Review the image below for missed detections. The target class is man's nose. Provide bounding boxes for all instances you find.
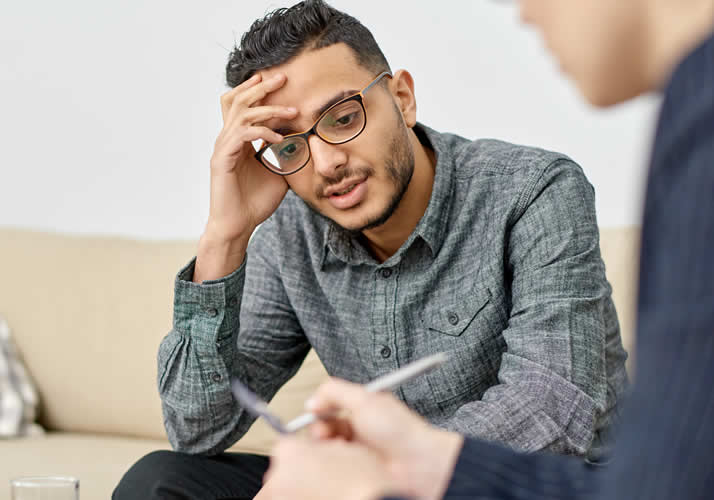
[308,134,348,177]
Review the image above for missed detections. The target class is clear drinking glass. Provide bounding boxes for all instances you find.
[10,476,79,500]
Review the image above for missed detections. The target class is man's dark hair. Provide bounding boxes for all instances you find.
[226,0,391,87]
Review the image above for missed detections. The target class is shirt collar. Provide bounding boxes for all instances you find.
[321,122,455,267]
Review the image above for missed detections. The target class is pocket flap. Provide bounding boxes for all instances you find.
[421,287,491,337]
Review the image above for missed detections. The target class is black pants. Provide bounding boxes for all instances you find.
[113,450,270,500]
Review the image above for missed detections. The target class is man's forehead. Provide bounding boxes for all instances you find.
[258,44,373,110]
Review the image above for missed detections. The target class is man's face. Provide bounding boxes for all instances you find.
[519,0,650,107]
[258,43,414,232]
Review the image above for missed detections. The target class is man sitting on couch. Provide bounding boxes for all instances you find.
[114,1,628,498]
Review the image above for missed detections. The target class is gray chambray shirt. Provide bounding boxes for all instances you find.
[160,123,628,457]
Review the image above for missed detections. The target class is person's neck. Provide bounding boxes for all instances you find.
[645,0,714,89]
[361,129,436,263]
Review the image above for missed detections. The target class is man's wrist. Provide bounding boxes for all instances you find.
[194,233,249,283]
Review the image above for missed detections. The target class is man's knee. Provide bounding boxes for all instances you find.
[113,450,186,499]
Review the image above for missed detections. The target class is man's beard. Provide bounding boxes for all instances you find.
[351,127,414,233]
[308,121,415,234]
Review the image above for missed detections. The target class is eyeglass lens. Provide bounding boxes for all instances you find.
[260,99,366,174]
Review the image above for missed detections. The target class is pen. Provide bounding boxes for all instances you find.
[283,352,448,433]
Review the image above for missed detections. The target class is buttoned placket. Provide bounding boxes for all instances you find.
[371,264,400,375]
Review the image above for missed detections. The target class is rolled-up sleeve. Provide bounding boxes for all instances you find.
[158,258,253,455]
[158,221,310,455]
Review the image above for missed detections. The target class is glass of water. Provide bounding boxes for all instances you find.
[10,476,79,500]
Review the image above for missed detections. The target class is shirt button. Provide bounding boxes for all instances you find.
[447,312,459,325]
[380,346,391,358]
[211,372,222,382]
[380,268,392,279]
[205,307,218,317]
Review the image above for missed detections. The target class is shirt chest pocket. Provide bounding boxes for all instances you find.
[420,286,492,337]
[418,285,507,412]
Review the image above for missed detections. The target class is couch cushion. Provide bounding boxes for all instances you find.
[0,433,170,499]
[0,229,192,439]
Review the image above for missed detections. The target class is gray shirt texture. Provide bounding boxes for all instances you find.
[159,123,629,457]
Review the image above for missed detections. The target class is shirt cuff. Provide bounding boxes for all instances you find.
[172,257,247,346]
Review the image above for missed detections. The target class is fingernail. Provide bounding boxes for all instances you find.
[305,397,316,411]
[287,107,297,113]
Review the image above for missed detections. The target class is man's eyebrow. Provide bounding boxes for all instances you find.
[314,89,358,119]
[274,89,359,136]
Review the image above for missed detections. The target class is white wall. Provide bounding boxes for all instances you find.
[0,1,660,240]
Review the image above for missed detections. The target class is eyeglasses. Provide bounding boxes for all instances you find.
[254,71,393,176]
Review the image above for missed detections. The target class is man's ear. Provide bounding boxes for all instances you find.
[389,69,417,128]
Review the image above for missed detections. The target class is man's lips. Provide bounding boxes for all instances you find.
[325,178,368,210]
[324,177,368,198]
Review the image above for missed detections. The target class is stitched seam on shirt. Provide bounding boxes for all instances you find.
[391,262,401,363]
[157,336,183,391]
[510,158,571,227]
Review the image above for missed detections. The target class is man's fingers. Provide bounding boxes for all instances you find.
[309,417,354,441]
[220,73,289,131]
[233,73,288,111]
[220,73,262,122]
[309,420,333,439]
[240,105,298,127]
[237,125,284,147]
[217,125,283,152]
[306,378,372,414]
[211,126,283,174]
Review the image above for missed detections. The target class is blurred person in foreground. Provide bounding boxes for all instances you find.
[260,0,714,499]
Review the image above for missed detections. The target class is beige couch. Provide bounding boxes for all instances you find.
[0,226,640,499]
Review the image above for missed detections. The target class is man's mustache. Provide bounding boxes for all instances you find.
[316,166,375,198]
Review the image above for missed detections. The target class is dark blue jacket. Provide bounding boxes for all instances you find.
[388,30,714,500]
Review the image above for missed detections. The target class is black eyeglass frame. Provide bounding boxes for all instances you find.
[254,71,393,176]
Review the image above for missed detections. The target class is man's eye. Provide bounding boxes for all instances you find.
[279,143,298,157]
[335,113,355,126]
[332,113,357,127]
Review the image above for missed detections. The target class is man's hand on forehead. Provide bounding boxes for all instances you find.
[251,72,285,105]
[247,73,300,132]
[196,70,296,282]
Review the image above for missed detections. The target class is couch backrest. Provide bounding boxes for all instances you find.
[0,226,639,449]
[598,227,640,370]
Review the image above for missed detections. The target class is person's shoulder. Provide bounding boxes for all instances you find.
[439,131,576,181]
[656,32,714,164]
[426,125,592,208]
